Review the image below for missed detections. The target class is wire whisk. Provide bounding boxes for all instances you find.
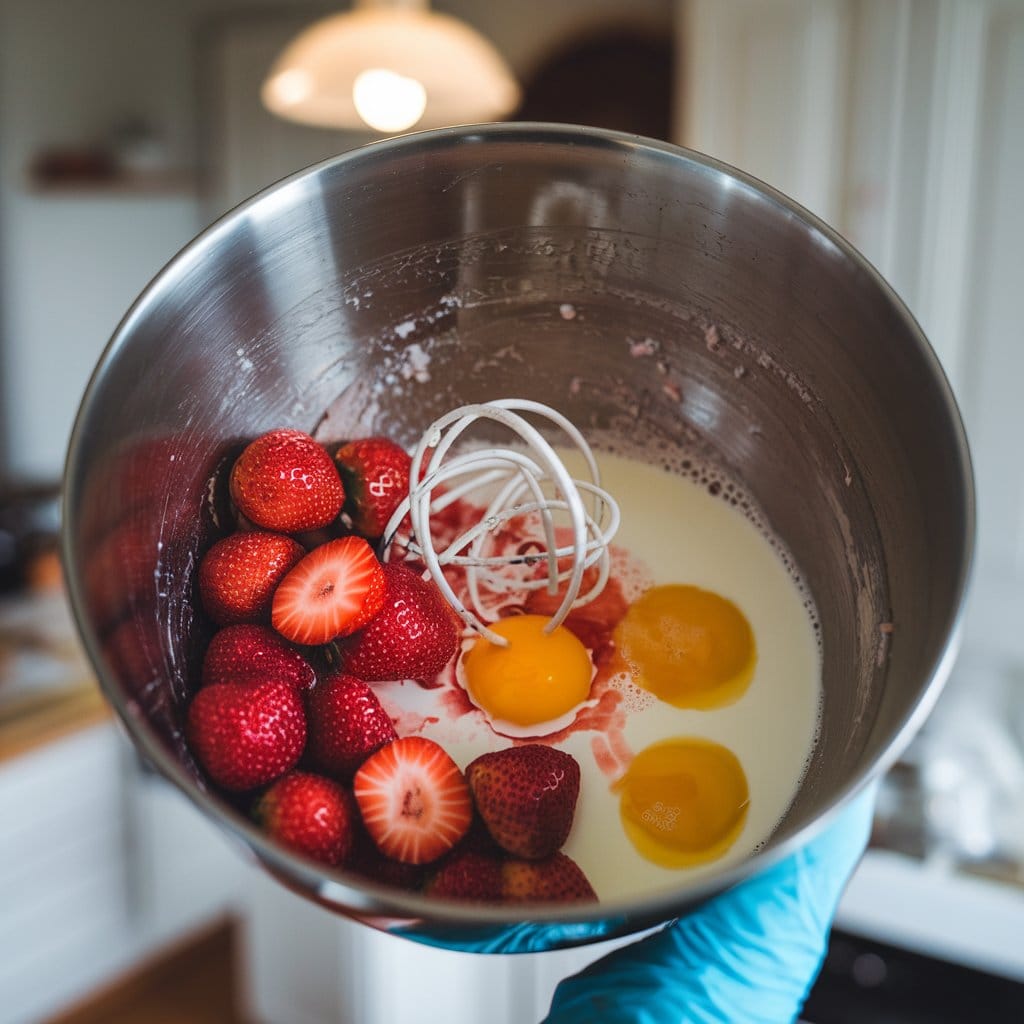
[380,400,620,647]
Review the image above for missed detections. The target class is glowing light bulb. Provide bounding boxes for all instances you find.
[265,68,314,107]
[352,68,427,133]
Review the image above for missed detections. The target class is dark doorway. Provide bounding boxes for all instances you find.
[513,30,675,141]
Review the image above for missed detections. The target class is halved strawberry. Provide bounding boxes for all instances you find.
[186,679,306,791]
[334,436,412,538]
[202,623,316,692]
[198,531,305,625]
[466,745,581,860]
[230,428,345,533]
[353,737,472,865]
[502,853,597,903]
[306,671,397,780]
[271,536,386,645]
[256,771,357,867]
[338,561,460,684]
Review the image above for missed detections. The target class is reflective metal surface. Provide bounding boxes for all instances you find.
[62,124,974,947]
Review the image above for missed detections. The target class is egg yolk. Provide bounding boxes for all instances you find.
[462,614,593,727]
[616,738,749,868]
[614,584,756,709]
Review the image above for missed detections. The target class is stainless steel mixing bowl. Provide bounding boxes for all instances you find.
[62,123,973,948]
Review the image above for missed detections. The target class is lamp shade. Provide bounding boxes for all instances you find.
[261,4,521,133]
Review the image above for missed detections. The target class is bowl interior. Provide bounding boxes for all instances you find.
[62,125,972,930]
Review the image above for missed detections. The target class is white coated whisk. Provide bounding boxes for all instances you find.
[380,400,620,647]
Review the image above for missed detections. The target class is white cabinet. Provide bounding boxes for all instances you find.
[0,720,244,1024]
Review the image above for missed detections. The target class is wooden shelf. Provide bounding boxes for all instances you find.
[45,918,243,1024]
[0,678,109,762]
[26,170,198,197]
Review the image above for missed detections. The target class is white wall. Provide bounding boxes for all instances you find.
[679,0,1024,972]
[0,0,674,482]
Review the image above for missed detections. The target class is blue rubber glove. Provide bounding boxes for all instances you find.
[399,783,875,1023]
[543,784,876,1023]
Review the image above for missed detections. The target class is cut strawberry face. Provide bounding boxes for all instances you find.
[271,536,386,645]
[186,679,306,791]
[230,428,345,533]
[338,561,460,684]
[334,436,412,538]
[353,737,472,865]
[256,771,357,867]
[198,531,305,625]
[306,671,397,780]
[502,853,597,903]
[466,745,581,860]
[202,623,316,692]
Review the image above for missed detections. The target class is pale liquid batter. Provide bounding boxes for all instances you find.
[373,450,821,903]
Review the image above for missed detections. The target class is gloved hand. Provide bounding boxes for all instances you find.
[400,783,876,1024]
[542,783,876,1023]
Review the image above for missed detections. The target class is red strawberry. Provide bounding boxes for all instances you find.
[230,428,345,533]
[338,561,459,683]
[256,771,357,866]
[353,737,472,865]
[198,531,305,625]
[334,436,412,538]
[186,679,306,791]
[502,853,597,903]
[202,623,316,692]
[347,828,428,892]
[271,536,386,645]
[306,672,398,780]
[425,850,504,902]
[466,745,581,859]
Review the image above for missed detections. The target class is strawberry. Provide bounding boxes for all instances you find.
[306,671,398,780]
[347,828,428,892]
[353,737,472,865]
[334,436,412,538]
[256,771,357,866]
[202,623,316,693]
[466,745,581,859]
[186,679,306,791]
[424,850,504,902]
[198,531,305,625]
[271,536,386,645]
[502,853,597,903]
[338,561,460,683]
[230,428,345,533]
[84,515,161,630]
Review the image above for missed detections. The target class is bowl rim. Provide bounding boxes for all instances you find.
[61,121,976,936]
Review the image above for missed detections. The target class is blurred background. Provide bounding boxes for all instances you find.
[1,0,1022,1021]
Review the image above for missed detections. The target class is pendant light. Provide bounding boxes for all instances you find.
[261,0,520,134]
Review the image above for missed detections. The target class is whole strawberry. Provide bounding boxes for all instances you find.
[230,428,345,533]
[202,623,316,693]
[187,679,306,791]
[466,745,581,860]
[256,771,357,866]
[425,850,504,902]
[334,436,412,538]
[347,827,428,892]
[198,531,305,625]
[502,853,597,903]
[306,672,397,780]
[338,561,460,684]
